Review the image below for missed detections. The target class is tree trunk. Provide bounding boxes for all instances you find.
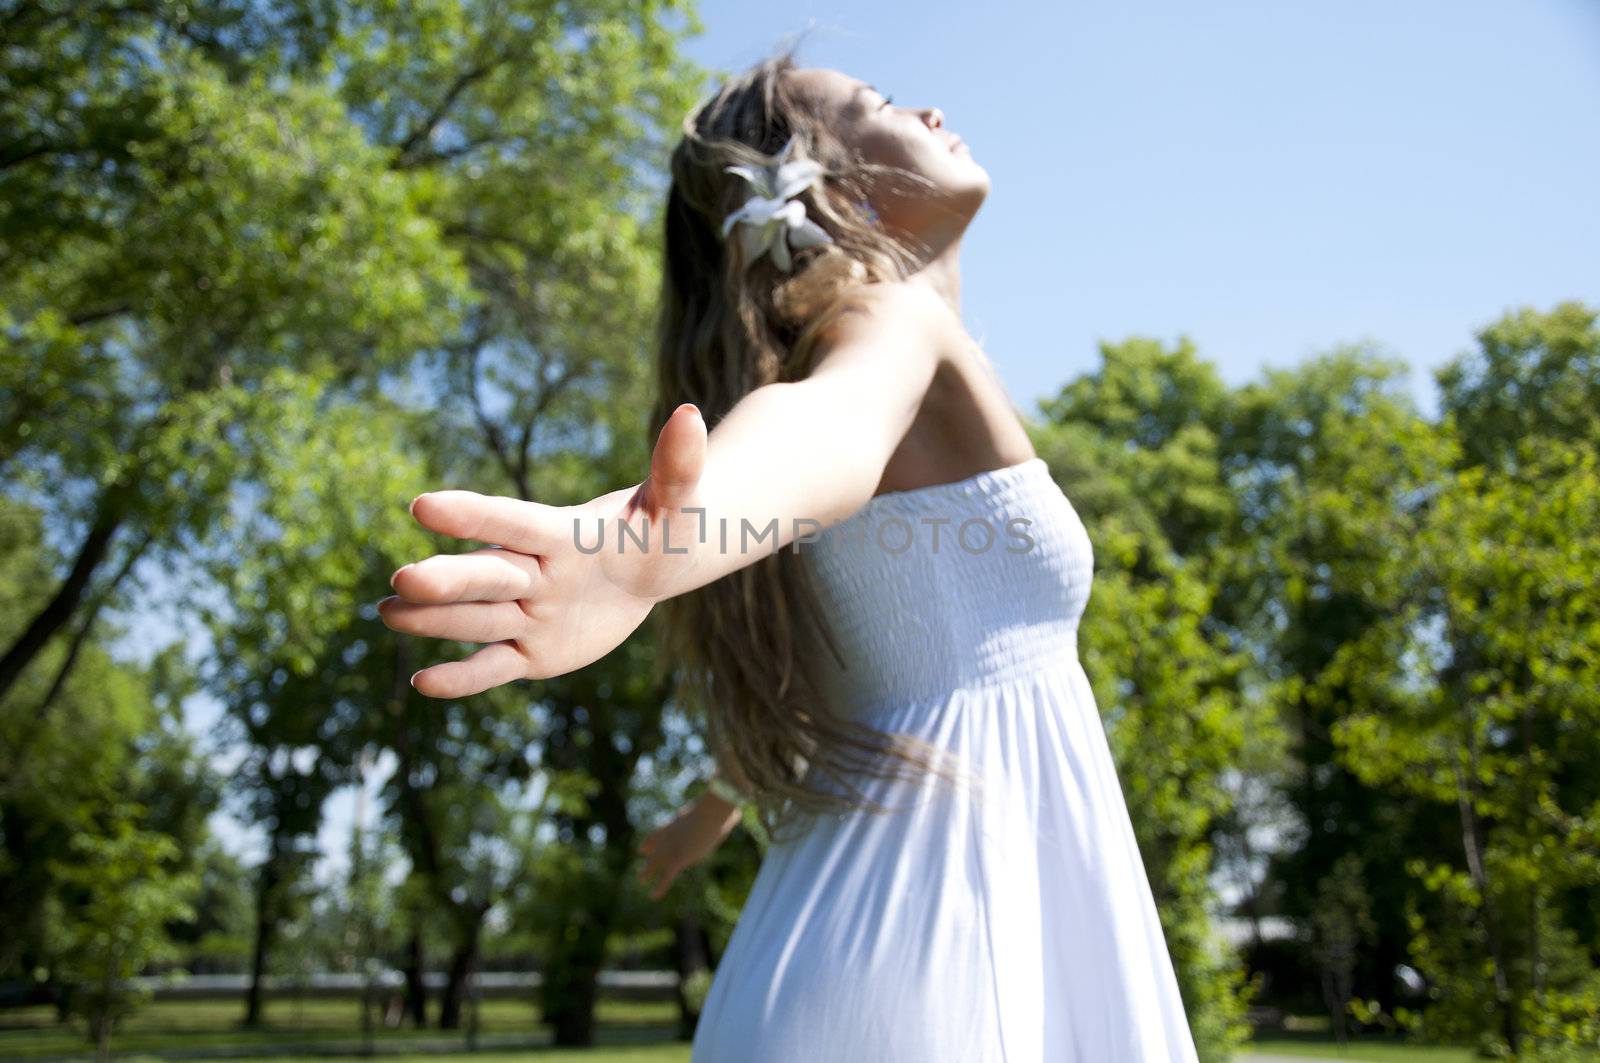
[1455,762,1518,1051]
[384,643,488,1033]
[92,969,113,1063]
[542,918,604,1047]
[11,530,153,774]
[93,1013,110,1063]
[243,838,284,1027]
[0,484,127,703]
[537,672,668,1046]
[542,833,640,1045]
[437,916,483,1031]
[402,931,428,1028]
[673,908,712,1040]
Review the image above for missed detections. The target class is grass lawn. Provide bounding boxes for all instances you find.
[1243,1039,1477,1062]
[5,999,1575,1062]
[0,997,681,1059]
[186,1053,689,1063]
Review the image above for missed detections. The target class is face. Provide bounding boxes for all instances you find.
[787,67,990,244]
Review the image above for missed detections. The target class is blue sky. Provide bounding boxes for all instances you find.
[678,0,1599,414]
[160,0,1599,875]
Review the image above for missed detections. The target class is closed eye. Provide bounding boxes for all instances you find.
[880,94,895,110]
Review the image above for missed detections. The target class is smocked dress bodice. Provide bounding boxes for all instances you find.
[797,456,1094,715]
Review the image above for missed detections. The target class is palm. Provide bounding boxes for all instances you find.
[379,404,707,699]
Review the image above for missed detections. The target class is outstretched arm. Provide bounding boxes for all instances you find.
[379,280,953,698]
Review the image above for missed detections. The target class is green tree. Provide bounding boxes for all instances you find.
[326,0,706,1040]
[0,2,465,708]
[1329,439,1600,1053]
[168,838,254,973]
[0,495,218,1015]
[1320,303,1600,1054]
[196,373,436,1023]
[1435,300,1600,471]
[1222,350,1460,1022]
[45,804,200,1062]
[1310,852,1378,1043]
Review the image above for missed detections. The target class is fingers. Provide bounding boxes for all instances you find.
[636,855,680,901]
[636,828,681,900]
[407,641,531,699]
[646,404,706,514]
[377,597,531,644]
[390,547,545,605]
[409,491,568,557]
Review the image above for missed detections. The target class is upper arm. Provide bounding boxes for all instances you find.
[645,281,958,585]
[798,281,956,467]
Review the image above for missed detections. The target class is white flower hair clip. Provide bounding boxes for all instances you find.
[720,134,834,272]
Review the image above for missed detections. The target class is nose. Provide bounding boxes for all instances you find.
[924,107,944,130]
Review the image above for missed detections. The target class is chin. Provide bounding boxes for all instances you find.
[956,171,991,215]
[951,154,990,196]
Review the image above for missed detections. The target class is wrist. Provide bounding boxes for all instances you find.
[694,790,742,836]
[705,774,747,808]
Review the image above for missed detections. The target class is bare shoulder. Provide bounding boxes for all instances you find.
[820,278,958,331]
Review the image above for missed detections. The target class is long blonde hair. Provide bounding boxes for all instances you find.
[647,41,973,843]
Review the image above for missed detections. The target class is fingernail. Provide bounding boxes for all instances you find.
[409,494,424,515]
[390,563,412,589]
[409,670,422,687]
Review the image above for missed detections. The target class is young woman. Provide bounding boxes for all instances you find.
[380,44,1200,1062]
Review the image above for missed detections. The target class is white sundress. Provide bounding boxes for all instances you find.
[690,456,1201,1062]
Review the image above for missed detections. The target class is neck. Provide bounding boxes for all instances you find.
[907,233,963,316]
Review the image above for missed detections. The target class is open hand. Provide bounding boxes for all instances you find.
[379,403,708,698]
[636,794,742,900]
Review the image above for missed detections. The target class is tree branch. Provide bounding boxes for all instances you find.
[391,61,496,168]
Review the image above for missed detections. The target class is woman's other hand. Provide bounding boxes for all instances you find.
[636,791,742,901]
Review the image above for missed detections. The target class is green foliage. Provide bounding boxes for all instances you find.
[4,0,706,1045]
[1314,304,1600,1056]
[1037,313,1600,1056]
[169,840,255,972]
[44,803,200,1060]
[1312,852,1379,1040]
[1218,346,1460,1038]
[1436,300,1600,471]
[1329,440,1600,1053]
[0,498,219,1010]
